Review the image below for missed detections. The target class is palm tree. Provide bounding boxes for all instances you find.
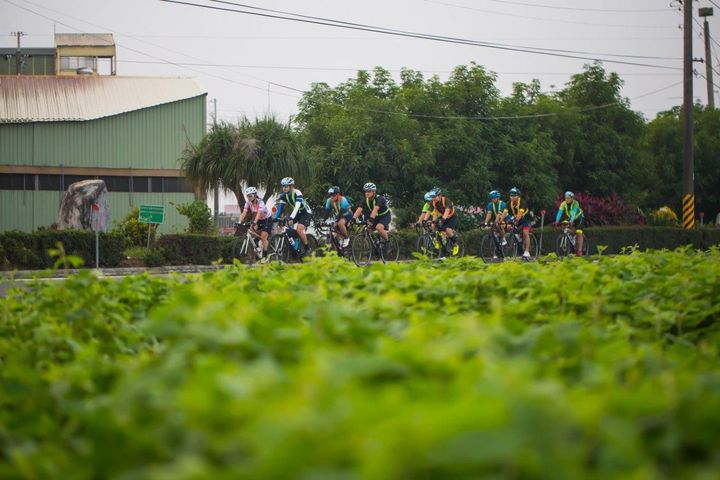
[180,116,311,204]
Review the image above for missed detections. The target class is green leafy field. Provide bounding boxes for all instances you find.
[1,250,719,479]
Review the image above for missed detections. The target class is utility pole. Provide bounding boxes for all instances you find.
[700,7,715,109]
[212,98,220,228]
[682,0,695,230]
[10,31,25,75]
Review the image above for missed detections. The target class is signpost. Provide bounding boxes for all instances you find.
[139,205,165,248]
[91,203,101,268]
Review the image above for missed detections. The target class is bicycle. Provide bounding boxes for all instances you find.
[267,218,319,263]
[505,220,539,261]
[479,222,508,263]
[350,223,400,266]
[555,221,590,258]
[415,220,464,259]
[229,222,267,264]
[317,218,360,257]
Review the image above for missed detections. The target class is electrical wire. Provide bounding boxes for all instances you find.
[2,0,303,97]
[209,0,681,60]
[428,0,670,14]
[422,0,673,23]
[159,0,682,71]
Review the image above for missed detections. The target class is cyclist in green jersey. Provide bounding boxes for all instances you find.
[416,190,435,224]
[554,191,586,256]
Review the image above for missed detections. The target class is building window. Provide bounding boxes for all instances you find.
[1,174,192,193]
[60,56,96,71]
[0,174,33,190]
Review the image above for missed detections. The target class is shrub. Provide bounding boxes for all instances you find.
[0,230,125,270]
[647,206,680,227]
[549,192,644,226]
[155,234,230,265]
[143,247,167,268]
[112,207,156,247]
[175,201,214,234]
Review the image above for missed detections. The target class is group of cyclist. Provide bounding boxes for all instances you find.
[238,176,587,260]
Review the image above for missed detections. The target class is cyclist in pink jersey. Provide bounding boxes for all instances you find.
[238,186,270,257]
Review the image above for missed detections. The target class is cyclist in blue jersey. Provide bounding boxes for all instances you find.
[483,190,509,245]
[554,191,586,256]
[324,186,354,248]
[274,177,313,255]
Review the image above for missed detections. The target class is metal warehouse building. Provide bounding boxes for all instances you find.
[0,75,207,232]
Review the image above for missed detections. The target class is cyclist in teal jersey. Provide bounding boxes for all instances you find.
[554,191,586,256]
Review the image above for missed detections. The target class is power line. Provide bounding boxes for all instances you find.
[18,0,303,95]
[421,0,675,27]
[426,0,670,13]
[208,0,680,60]
[117,59,680,76]
[159,0,682,71]
[2,0,303,98]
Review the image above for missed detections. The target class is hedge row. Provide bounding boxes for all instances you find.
[2,226,719,270]
[0,230,125,270]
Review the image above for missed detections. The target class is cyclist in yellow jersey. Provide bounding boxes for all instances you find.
[505,187,533,259]
[353,182,391,242]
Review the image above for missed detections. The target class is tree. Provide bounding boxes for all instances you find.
[180,116,310,203]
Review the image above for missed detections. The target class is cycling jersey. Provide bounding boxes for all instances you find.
[432,196,456,218]
[555,200,584,223]
[243,198,269,220]
[507,198,528,219]
[421,202,432,214]
[325,195,353,218]
[275,188,312,219]
[360,195,390,217]
[486,200,507,220]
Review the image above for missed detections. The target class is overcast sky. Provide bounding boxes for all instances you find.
[3,0,719,124]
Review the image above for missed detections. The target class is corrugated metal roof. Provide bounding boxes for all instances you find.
[0,76,207,123]
[55,33,114,47]
[0,48,55,56]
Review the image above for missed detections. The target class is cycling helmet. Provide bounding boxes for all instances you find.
[564,191,574,198]
[328,186,340,195]
[363,182,377,192]
[280,177,295,186]
[245,186,258,196]
[423,191,435,202]
[489,190,501,200]
[509,187,520,196]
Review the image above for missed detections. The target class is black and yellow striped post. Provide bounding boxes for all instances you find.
[682,194,695,230]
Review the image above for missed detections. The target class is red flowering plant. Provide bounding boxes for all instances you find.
[549,192,645,226]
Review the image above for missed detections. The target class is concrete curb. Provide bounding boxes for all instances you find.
[1,265,227,280]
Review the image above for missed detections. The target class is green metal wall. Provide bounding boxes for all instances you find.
[0,55,55,75]
[0,190,194,233]
[0,95,207,169]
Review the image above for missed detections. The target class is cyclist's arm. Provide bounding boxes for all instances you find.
[290,194,303,219]
[569,203,579,222]
[353,207,363,220]
[484,212,491,224]
[370,206,379,219]
[274,202,284,219]
[555,208,563,223]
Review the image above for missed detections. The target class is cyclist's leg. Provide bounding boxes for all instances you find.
[337,217,349,238]
[294,212,311,246]
[575,217,585,255]
[375,213,390,241]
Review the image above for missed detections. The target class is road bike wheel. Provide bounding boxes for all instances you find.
[480,234,504,263]
[268,234,289,263]
[351,234,374,266]
[416,233,436,258]
[230,238,247,263]
[381,234,400,263]
[447,232,464,258]
[555,234,572,258]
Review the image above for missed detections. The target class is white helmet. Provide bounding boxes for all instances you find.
[281,177,295,186]
[363,182,377,192]
[245,186,258,196]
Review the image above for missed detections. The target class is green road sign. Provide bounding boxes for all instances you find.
[139,204,165,224]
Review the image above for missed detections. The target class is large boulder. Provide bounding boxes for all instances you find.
[56,180,110,232]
